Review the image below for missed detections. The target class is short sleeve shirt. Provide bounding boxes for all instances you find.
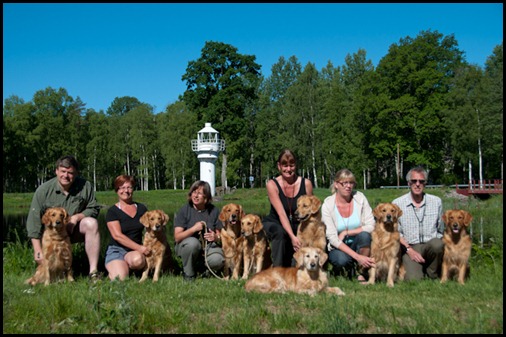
[106,202,148,251]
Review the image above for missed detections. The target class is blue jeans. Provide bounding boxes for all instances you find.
[328,231,371,273]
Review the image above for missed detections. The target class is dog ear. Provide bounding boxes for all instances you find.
[162,211,169,225]
[442,210,450,224]
[140,212,149,226]
[294,249,304,268]
[253,215,263,233]
[373,203,383,220]
[62,208,69,224]
[393,204,403,218]
[218,207,227,221]
[41,209,50,226]
[462,210,473,226]
[317,248,328,266]
[310,196,322,214]
[239,205,245,218]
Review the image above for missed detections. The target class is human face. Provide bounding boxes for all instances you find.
[335,179,355,198]
[191,187,207,208]
[117,183,134,202]
[278,161,296,181]
[56,166,76,190]
[408,172,426,198]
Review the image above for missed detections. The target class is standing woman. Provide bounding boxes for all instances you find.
[321,169,375,282]
[105,175,150,281]
[262,149,314,267]
[174,180,224,282]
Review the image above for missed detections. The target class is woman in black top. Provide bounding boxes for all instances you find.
[174,180,224,281]
[105,175,149,281]
[263,149,314,267]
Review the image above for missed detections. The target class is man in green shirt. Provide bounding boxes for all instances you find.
[26,155,102,280]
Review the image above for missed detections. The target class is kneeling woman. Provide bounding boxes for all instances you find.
[321,169,375,282]
[174,180,224,281]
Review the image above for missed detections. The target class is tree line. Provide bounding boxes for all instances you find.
[3,30,503,193]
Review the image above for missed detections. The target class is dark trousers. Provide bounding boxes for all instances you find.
[401,238,444,281]
[263,219,296,267]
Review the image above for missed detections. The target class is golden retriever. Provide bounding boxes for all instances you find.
[245,247,345,296]
[25,207,74,286]
[441,209,473,285]
[368,203,403,287]
[219,203,245,280]
[139,210,169,282]
[295,195,327,251]
[241,214,271,279]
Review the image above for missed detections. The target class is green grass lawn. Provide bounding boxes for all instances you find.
[3,188,503,333]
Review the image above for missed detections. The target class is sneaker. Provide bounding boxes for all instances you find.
[89,270,103,283]
[183,273,196,282]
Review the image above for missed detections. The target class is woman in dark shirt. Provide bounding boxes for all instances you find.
[174,180,224,282]
[105,175,149,281]
[263,149,314,267]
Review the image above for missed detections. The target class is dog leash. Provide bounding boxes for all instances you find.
[199,222,225,280]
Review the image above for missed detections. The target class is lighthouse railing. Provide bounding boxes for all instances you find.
[191,139,226,152]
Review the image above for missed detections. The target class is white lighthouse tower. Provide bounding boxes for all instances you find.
[191,123,225,196]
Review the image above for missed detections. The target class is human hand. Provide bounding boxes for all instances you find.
[193,221,206,234]
[204,228,217,242]
[140,245,151,256]
[407,249,425,263]
[356,254,375,268]
[338,231,347,241]
[291,236,302,251]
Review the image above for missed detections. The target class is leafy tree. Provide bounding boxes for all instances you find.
[255,56,302,184]
[182,41,261,189]
[444,64,485,183]
[3,96,37,192]
[84,109,113,191]
[106,96,144,176]
[158,100,199,190]
[481,43,503,179]
[283,62,322,186]
[339,49,375,187]
[372,30,465,183]
[31,87,85,183]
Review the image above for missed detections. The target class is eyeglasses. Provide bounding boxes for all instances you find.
[409,179,426,185]
[192,190,205,196]
[119,186,134,191]
[338,181,355,187]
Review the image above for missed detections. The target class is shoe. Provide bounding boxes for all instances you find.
[200,270,211,278]
[183,273,196,282]
[89,270,103,283]
[357,275,368,284]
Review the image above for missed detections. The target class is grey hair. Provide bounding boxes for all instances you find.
[405,166,428,182]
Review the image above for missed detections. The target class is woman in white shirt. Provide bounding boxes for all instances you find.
[321,169,375,283]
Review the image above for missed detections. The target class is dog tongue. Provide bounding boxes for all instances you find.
[453,228,459,233]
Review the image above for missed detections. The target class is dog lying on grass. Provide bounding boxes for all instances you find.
[245,247,345,296]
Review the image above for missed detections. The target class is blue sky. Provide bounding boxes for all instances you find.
[3,3,503,113]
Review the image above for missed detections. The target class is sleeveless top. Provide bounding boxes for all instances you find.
[264,177,307,232]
